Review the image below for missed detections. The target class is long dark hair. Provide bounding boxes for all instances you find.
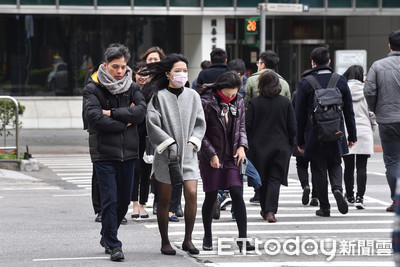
[141,53,189,103]
[197,71,242,95]
[343,65,364,83]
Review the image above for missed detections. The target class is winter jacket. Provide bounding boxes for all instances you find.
[198,89,248,164]
[196,63,227,87]
[345,79,375,155]
[364,51,400,124]
[295,65,357,159]
[245,68,291,106]
[246,94,296,186]
[83,67,146,162]
[146,87,206,184]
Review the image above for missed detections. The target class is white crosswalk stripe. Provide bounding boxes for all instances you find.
[34,154,395,265]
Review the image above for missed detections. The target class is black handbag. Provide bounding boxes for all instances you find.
[239,158,248,176]
[168,143,183,186]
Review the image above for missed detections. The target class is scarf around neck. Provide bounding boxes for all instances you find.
[97,64,133,95]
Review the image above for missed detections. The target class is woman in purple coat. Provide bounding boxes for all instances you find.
[198,71,255,252]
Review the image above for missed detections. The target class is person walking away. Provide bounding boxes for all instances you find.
[342,65,376,209]
[364,29,400,212]
[198,71,255,252]
[83,43,146,261]
[295,46,357,217]
[246,71,296,223]
[145,53,206,255]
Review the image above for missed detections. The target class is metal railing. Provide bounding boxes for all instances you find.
[0,96,19,161]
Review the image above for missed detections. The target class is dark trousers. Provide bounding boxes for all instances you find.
[379,123,400,201]
[131,157,151,205]
[95,159,135,249]
[296,156,317,198]
[310,153,342,210]
[343,154,369,198]
[259,175,281,214]
[91,164,101,214]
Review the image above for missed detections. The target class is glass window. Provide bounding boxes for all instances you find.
[135,0,165,6]
[59,0,92,5]
[382,0,400,7]
[98,0,130,6]
[356,0,378,7]
[21,0,54,4]
[268,0,296,3]
[300,0,324,8]
[328,0,352,7]
[237,0,261,7]
[0,14,181,96]
[170,0,199,7]
[0,0,16,4]
[204,0,232,7]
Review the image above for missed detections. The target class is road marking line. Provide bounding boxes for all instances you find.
[205,261,395,266]
[33,256,108,262]
[52,194,90,197]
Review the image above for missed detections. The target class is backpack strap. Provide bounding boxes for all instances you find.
[327,73,340,88]
[304,75,322,90]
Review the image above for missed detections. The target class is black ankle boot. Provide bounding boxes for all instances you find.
[202,237,213,251]
[237,241,255,253]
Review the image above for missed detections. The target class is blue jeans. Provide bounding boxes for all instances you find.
[95,159,136,249]
[246,159,262,190]
[379,123,400,201]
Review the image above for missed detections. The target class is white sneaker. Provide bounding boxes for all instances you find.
[355,196,365,209]
[146,193,154,208]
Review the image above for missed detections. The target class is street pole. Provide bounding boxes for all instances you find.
[258,3,267,54]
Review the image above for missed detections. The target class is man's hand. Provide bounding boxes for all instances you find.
[297,145,305,153]
[102,109,111,117]
[210,155,221,168]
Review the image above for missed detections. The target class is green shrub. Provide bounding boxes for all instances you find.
[0,99,25,137]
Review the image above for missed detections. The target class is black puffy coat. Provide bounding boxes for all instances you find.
[83,68,146,162]
[198,89,248,164]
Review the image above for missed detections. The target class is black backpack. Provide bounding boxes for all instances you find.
[304,73,344,143]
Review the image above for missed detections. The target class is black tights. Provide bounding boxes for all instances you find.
[202,186,247,239]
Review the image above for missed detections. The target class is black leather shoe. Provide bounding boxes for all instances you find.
[316,209,330,217]
[202,237,213,251]
[182,242,199,254]
[100,237,111,254]
[161,247,176,255]
[121,217,127,225]
[334,190,348,214]
[95,213,101,223]
[110,247,124,261]
[302,185,310,205]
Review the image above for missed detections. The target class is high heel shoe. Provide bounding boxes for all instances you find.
[161,247,176,255]
[202,237,213,251]
[237,241,255,253]
[182,242,199,255]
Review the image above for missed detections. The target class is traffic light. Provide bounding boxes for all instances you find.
[244,16,260,47]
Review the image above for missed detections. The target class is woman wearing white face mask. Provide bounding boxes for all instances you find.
[143,54,206,256]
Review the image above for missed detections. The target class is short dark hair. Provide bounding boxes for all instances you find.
[389,30,400,51]
[104,43,131,63]
[311,46,330,66]
[210,48,227,64]
[343,65,364,83]
[201,60,211,70]
[259,50,280,70]
[140,46,166,61]
[226,59,246,76]
[258,71,281,98]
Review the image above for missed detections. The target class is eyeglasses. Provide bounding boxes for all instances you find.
[256,61,263,66]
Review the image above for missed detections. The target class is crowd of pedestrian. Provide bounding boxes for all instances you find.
[82,29,400,262]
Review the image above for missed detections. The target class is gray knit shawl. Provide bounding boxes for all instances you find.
[97,64,133,95]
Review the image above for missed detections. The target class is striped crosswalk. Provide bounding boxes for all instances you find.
[34,153,395,266]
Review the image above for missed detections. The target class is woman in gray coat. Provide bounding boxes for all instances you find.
[144,54,206,255]
[342,65,376,209]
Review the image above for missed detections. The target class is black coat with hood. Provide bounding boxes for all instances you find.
[83,65,146,162]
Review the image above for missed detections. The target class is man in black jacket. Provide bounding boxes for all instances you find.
[196,47,227,88]
[83,44,146,261]
[295,47,357,217]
